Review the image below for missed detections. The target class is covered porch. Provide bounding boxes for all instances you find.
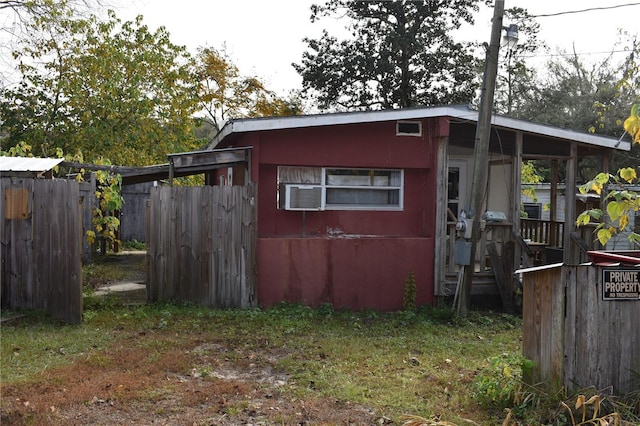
[433,112,628,302]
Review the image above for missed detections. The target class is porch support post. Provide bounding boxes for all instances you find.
[434,126,449,297]
[600,149,610,174]
[563,142,578,264]
[512,131,523,269]
[549,160,558,245]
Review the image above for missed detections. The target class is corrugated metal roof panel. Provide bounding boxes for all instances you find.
[586,251,640,266]
[0,156,64,172]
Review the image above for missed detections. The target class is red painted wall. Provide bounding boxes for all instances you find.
[220,117,445,310]
[258,237,434,310]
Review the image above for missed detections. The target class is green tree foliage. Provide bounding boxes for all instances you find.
[625,103,640,143]
[195,46,302,137]
[509,33,640,182]
[1,0,109,87]
[577,104,640,247]
[86,164,124,253]
[0,8,201,165]
[521,160,543,213]
[294,0,483,111]
[516,34,639,162]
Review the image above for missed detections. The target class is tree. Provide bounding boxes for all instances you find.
[1,0,109,86]
[195,46,302,138]
[577,104,639,247]
[515,33,639,138]
[294,0,484,111]
[0,8,201,166]
[512,33,640,181]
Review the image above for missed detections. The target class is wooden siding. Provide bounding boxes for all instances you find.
[1,178,83,324]
[147,185,256,308]
[522,265,639,395]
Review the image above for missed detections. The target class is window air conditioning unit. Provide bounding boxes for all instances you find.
[284,184,323,211]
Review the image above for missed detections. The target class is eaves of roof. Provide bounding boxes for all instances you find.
[0,156,64,173]
[208,105,630,152]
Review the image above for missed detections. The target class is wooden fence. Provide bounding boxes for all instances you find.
[1,178,83,324]
[147,184,256,308]
[119,182,153,243]
[522,264,639,395]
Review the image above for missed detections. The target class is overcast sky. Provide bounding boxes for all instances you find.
[78,1,640,96]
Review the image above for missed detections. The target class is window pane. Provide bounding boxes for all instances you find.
[326,188,399,206]
[278,166,322,184]
[325,169,399,187]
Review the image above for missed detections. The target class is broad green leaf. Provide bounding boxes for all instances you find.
[588,209,603,220]
[606,201,625,222]
[576,211,591,227]
[596,228,613,245]
[619,167,637,183]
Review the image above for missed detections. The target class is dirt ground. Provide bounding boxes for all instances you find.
[1,253,384,426]
[1,337,381,425]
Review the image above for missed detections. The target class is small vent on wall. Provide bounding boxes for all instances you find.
[396,121,422,136]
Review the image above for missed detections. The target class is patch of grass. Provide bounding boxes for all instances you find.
[2,303,636,425]
[0,311,115,384]
[122,239,146,250]
[82,259,129,291]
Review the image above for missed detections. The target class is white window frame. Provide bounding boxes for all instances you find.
[396,120,422,136]
[278,166,404,211]
[324,168,403,211]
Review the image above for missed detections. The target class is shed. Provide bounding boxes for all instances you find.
[0,156,64,179]
[205,105,631,311]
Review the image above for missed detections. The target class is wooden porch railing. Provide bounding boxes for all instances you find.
[443,219,600,297]
[520,218,564,247]
[445,221,513,275]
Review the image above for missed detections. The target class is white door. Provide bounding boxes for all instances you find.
[447,159,468,221]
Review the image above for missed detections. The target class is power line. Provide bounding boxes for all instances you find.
[522,49,632,59]
[531,2,640,18]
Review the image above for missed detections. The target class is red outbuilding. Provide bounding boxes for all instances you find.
[205,105,630,311]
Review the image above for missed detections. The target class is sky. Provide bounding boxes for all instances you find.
[22,0,640,97]
[113,0,640,96]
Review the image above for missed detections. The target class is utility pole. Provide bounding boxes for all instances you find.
[458,0,505,315]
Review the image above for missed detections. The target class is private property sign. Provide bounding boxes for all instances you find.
[602,269,640,300]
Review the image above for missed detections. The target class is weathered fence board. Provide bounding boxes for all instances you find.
[523,264,640,395]
[78,174,96,262]
[119,182,153,243]
[1,178,83,324]
[147,185,256,308]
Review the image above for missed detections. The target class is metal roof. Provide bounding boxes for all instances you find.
[208,104,631,152]
[586,251,640,266]
[0,156,64,173]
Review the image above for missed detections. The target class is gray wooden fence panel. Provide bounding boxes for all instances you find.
[522,266,564,391]
[78,174,96,262]
[566,265,640,394]
[524,264,640,395]
[148,185,256,308]
[120,182,153,243]
[1,178,82,324]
